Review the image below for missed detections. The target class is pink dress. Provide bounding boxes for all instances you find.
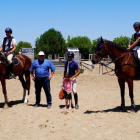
[63,78,73,92]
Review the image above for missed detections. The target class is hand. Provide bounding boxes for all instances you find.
[48,74,53,80]
[127,47,130,50]
[69,76,74,81]
[7,52,10,55]
[67,91,71,94]
[32,76,35,81]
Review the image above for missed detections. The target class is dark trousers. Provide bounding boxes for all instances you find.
[35,77,52,105]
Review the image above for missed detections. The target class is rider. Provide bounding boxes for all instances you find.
[127,22,140,60]
[0,28,16,78]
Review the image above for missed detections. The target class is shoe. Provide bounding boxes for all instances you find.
[47,104,52,109]
[75,104,79,109]
[34,104,39,108]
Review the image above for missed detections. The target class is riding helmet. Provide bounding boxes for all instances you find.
[133,22,140,28]
[67,51,74,57]
[5,28,12,33]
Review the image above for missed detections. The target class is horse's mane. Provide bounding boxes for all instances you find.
[106,41,127,51]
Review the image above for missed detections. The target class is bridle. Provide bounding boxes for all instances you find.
[93,41,132,73]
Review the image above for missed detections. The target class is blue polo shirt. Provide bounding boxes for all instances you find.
[29,59,56,78]
[65,60,79,77]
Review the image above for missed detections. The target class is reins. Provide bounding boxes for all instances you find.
[97,43,133,73]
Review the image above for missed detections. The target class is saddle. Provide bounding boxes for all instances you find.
[0,52,19,79]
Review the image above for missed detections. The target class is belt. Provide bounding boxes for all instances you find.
[35,77,48,80]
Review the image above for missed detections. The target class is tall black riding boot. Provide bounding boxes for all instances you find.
[74,93,79,109]
[9,63,15,79]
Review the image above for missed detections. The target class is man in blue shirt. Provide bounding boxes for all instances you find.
[30,51,56,108]
[64,51,81,109]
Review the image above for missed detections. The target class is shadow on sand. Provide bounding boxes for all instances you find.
[28,104,47,108]
[0,99,24,108]
[84,105,140,114]
[59,105,66,109]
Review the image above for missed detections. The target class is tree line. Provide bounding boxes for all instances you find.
[16,28,135,59]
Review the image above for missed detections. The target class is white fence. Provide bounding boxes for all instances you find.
[22,48,34,62]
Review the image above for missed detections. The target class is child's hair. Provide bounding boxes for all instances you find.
[64,72,70,79]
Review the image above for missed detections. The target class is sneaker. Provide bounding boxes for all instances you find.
[47,104,52,109]
[75,104,79,109]
[34,104,39,108]
[64,106,68,109]
[69,106,72,110]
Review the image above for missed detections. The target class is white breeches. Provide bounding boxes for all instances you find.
[137,49,140,59]
[72,78,77,93]
[7,54,13,64]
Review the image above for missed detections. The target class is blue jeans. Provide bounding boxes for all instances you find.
[35,77,52,105]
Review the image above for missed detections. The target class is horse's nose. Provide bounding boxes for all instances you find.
[92,59,96,64]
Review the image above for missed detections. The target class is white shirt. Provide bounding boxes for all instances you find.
[1,38,16,49]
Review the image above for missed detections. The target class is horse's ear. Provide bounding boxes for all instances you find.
[101,36,103,43]
[98,36,103,44]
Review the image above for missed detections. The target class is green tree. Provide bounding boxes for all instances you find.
[131,34,135,44]
[15,41,32,55]
[89,38,99,54]
[35,28,66,57]
[67,36,92,58]
[113,35,130,48]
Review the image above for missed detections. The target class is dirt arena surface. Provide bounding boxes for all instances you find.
[0,67,140,140]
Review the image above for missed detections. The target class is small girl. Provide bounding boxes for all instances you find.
[63,72,73,110]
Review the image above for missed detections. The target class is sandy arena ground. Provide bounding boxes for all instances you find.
[0,66,140,140]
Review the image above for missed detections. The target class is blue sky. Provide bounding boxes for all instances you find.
[0,0,139,47]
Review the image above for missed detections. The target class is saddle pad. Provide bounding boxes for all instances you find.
[12,57,19,66]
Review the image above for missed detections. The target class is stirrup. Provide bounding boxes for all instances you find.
[10,73,16,79]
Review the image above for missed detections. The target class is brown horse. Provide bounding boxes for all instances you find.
[0,54,31,109]
[92,37,139,112]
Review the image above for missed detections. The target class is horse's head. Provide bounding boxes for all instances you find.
[92,37,107,64]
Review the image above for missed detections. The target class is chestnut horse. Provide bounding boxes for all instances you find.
[0,54,31,109]
[92,37,139,112]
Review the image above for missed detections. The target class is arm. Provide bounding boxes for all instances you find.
[127,37,140,50]
[30,71,35,81]
[70,69,81,81]
[64,70,66,79]
[7,44,16,55]
[0,44,3,52]
[48,71,55,80]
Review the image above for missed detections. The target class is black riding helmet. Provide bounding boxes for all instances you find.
[133,22,140,28]
[5,28,12,34]
[67,51,74,57]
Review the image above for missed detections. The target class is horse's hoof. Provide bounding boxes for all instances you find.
[118,106,124,112]
[24,102,28,105]
[3,106,9,110]
[131,108,136,112]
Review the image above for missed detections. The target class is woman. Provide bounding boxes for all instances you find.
[127,22,140,60]
[0,28,16,78]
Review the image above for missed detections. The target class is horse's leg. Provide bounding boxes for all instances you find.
[23,89,26,101]
[24,70,30,104]
[0,76,9,109]
[127,79,135,112]
[118,78,125,111]
[19,74,27,103]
